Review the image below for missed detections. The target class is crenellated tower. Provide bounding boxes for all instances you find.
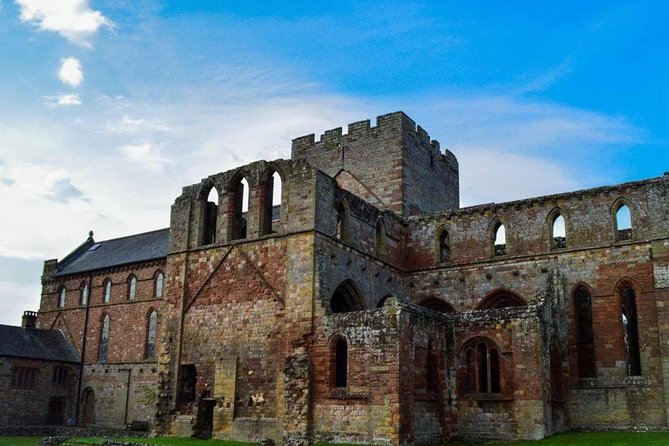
[291,111,459,217]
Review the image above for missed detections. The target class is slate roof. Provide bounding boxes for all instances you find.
[0,325,80,363]
[56,228,169,277]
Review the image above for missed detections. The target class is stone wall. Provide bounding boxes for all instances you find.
[0,357,78,426]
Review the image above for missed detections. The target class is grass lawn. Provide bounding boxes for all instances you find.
[446,431,669,445]
[0,438,43,446]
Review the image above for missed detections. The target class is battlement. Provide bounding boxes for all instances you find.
[291,111,459,216]
[291,112,441,157]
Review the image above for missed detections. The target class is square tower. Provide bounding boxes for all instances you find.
[291,112,459,216]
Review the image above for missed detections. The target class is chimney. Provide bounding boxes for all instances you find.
[22,311,37,329]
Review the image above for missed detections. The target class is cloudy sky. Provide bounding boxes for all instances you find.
[0,1,667,325]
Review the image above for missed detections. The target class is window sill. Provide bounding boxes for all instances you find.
[328,388,369,401]
[462,393,512,402]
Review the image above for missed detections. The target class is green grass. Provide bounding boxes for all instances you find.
[4,432,669,446]
[0,437,43,446]
[445,431,669,445]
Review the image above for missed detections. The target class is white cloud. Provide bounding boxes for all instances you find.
[59,94,82,105]
[456,149,581,206]
[16,0,112,48]
[107,115,171,134]
[119,142,175,171]
[58,57,83,87]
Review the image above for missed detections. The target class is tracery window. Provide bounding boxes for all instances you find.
[463,339,500,394]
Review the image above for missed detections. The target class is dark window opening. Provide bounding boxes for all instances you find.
[334,338,348,388]
[330,280,365,313]
[52,366,69,386]
[178,365,197,403]
[47,397,65,425]
[615,204,632,241]
[202,186,218,245]
[335,201,350,243]
[552,214,567,249]
[427,340,438,391]
[493,222,506,256]
[621,285,641,376]
[439,229,450,263]
[11,367,38,390]
[376,219,386,256]
[574,286,596,378]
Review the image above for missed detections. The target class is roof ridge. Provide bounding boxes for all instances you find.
[93,227,170,244]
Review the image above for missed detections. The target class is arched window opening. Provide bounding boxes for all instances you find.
[99,314,110,363]
[330,280,365,313]
[202,186,219,245]
[477,290,526,310]
[261,170,282,235]
[103,279,111,304]
[154,271,164,298]
[127,274,137,300]
[230,177,249,240]
[552,214,567,249]
[335,201,350,243]
[463,339,501,395]
[81,388,95,425]
[419,297,455,313]
[333,337,348,388]
[574,286,596,378]
[620,284,641,376]
[58,287,66,308]
[615,204,632,241]
[376,218,386,256]
[80,282,89,306]
[439,229,451,263]
[146,310,158,360]
[493,222,506,256]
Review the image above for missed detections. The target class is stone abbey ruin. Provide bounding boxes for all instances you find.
[2,112,669,444]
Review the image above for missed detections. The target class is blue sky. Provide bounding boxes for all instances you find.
[0,0,667,324]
